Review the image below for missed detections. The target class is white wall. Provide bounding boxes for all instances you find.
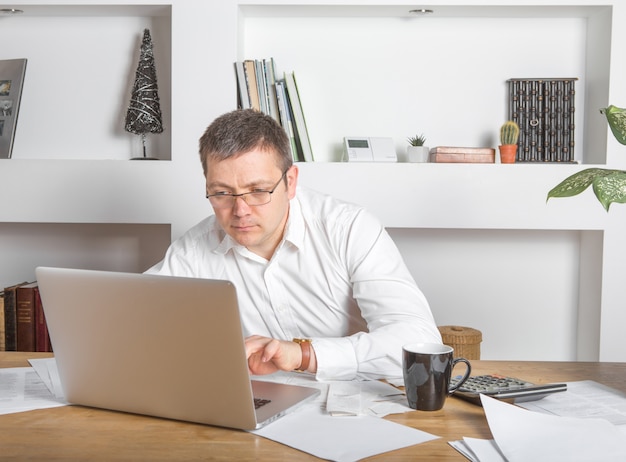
[1,0,625,362]
[6,13,172,160]
[390,228,582,361]
[243,14,588,163]
[0,223,171,287]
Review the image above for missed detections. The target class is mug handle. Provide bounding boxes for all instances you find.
[448,358,472,394]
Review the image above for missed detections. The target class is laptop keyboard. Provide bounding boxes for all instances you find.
[254,398,271,409]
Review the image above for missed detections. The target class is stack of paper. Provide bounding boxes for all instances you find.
[451,390,626,461]
[0,358,66,415]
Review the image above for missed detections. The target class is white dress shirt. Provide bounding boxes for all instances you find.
[146,187,441,380]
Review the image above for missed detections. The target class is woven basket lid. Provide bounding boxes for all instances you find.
[438,325,482,345]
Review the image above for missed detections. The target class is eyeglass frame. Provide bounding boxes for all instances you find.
[205,169,289,209]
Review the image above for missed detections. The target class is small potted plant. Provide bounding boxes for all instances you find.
[406,134,429,162]
[499,121,519,163]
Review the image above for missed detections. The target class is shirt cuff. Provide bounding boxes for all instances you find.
[311,337,358,381]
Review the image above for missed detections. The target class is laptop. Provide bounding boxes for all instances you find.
[35,266,320,430]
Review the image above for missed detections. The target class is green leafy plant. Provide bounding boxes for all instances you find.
[407,134,427,146]
[547,105,626,211]
[500,120,520,145]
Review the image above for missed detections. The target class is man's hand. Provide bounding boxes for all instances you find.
[244,335,314,375]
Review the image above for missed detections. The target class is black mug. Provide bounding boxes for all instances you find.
[402,342,472,411]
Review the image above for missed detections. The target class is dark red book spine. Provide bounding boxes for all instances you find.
[3,286,18,351]
[34,286,52,352]
[16,282,38,352]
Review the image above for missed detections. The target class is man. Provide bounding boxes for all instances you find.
[147,109,441,381]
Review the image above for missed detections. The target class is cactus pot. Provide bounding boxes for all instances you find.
[406,145,430,162]
[499,144,517,163]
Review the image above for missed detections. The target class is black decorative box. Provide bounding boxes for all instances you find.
[507,78,578,163]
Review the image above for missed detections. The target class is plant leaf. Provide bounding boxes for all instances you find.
[546,168,618,200]
[600,105,626,145]
[592,170,626,211]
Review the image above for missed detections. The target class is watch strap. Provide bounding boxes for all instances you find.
[293,338,312,372]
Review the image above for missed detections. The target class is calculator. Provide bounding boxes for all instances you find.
[451,374,567,405]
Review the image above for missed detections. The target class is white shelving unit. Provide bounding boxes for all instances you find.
[1,0,625,362]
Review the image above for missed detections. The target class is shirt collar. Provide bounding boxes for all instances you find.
[284,194,305,250]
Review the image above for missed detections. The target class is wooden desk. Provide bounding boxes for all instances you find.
[1,352,625,461]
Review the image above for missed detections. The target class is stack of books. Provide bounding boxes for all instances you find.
[234,58,314,162]
[508,78,578,163]
[1,281,52,352]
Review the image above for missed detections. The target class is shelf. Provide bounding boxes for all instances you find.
[240,2,613,165]
[296,162,614,230]
[0,159,178,223]
[2,2,172,161]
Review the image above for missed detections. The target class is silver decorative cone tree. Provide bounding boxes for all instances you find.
[125,28,163,160]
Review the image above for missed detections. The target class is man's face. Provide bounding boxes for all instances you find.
[205,148,297,260]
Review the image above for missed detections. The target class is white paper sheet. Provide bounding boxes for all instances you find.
[28,357,65,399]
[0,366,67,415]
[449,437,506,462]
[327,381,362,416]
[250,372,438,460]
[326,380,408,417]
[252,403,439,462]
[518,380,626,425]
[480,394,626,461]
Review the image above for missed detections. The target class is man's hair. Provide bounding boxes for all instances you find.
[199,109,293,175]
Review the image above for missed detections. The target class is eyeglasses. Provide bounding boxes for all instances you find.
[206,170,288,209]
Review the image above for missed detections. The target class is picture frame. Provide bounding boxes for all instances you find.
[0,58,27,159]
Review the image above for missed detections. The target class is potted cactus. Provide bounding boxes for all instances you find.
[499,121,519,163]
[406,134,429,162]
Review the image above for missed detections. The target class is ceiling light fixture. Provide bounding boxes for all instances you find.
[409,9,434,15]
[0,8,24,14]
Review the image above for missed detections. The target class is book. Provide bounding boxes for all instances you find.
[234,61,251,110]
[283,71,314,162]
[243,60,260,111]
[275,79,300,161]
[254,59,268,114]
[16,281,39,352]
[3,281,29,351]
[0,292,4,351]
[34,285,52,352]
[263,58,280,123]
